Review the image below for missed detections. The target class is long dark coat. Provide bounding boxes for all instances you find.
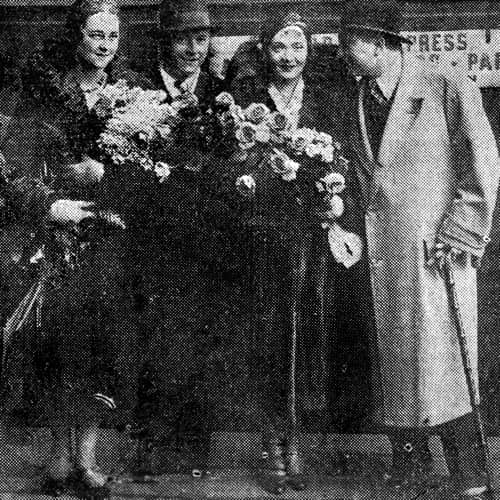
[346,54,499,428]
[0,47,150,427]
[127,66,247,451]
[227,70,348,434]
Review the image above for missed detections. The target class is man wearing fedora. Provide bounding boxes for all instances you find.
[129,0,228,482]
[337,0,499,498]
[149,0,223,107]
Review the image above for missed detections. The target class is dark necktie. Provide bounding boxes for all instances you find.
[174,79,185,93]
[362,77,392,159]
[366,78,388,105]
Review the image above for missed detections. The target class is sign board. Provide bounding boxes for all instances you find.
[213,29,500,87]
[403,29,500,87]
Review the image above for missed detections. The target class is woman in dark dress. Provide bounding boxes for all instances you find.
[225,11,343,494]
[1,0,150,494]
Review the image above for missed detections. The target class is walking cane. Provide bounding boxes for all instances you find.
[443,255,495,498]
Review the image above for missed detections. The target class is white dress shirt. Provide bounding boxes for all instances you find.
[160,66,201,99]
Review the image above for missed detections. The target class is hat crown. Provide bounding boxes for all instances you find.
[340,0,404,38]
[158,0,213,31]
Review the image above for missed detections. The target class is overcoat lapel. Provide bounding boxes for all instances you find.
[353,54,424,208]
[377,54,424,166]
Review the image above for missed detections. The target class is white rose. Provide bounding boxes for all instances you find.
[235,122,257,150]
[236,175,256,197]
[215,92,236,107]
[290,128,316,152]
[154,161,173,183]
[305,142,323,159]
[244,103,271,124]
[321,144,335,163]
[317,132,333,146]
[156,124,172,140]
[230,104,246,123]
[320,172,346,194]
[270,150,300,182]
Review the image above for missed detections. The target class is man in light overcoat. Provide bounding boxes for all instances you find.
[337,1,500,498]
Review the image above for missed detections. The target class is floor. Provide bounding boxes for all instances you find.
[0,429,497,499]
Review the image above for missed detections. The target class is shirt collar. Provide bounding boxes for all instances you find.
[376,55,402,101]
[159,66,201,99]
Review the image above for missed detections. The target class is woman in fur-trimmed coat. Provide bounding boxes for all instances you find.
[1,0,152,493]
[224,11,357,494]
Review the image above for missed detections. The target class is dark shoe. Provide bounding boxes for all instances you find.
[41,476,68,497]
[130,435,157,483]
[286,475,307,491]
[259,474,287,495]
[68,468,111,499]
[129,470,158,483]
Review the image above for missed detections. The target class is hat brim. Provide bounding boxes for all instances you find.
[150,25,221,38]
[344,23,412,44]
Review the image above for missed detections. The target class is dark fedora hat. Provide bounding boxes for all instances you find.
[340,0,412,44]
[155,0,220,36]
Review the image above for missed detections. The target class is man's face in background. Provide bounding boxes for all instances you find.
[340,29,382,78]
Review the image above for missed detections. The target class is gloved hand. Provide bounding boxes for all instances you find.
[48,199,96,225]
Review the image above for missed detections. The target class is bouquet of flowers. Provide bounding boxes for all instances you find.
[96,80,178,181]
[210,92,362,268]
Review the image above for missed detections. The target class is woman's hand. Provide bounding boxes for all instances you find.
[48,199,96,225]
[61,156,104,186]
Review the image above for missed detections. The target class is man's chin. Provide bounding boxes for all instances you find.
[178,61,202,74]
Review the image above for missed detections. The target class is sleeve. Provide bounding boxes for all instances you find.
[2,175,55,225]
[0,101,55,225]
[437,73,500,263]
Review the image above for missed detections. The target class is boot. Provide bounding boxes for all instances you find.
[69,425,111,497]
[130,435,157,483]
[458,486,494,500]
[260,438,287,495]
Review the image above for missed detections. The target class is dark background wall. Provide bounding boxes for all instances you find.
[0,0,499,432]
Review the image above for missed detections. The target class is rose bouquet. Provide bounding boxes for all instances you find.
[211,93,362,268]
[151,90,241,173]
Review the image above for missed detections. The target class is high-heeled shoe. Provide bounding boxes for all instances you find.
[259,439,287,495]
[68,467,111,499]
[40,476,68,497]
